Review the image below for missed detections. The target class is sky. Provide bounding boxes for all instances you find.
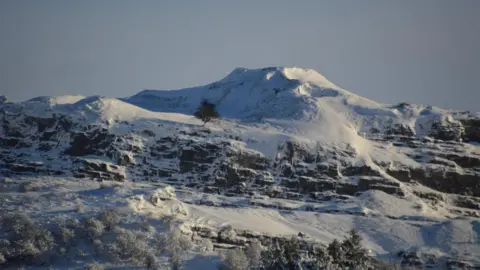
[1,0,479,112]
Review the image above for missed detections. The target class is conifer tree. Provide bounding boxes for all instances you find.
[341,229,369,269]
[194,99,219,125]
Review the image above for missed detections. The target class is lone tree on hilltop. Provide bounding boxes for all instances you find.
[194,99,219,125]
[0,96,6,104]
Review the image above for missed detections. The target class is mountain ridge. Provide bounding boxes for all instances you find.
[13,67,479,146]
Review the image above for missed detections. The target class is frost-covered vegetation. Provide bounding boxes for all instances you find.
[219,229,373,270]
[0,209,379,269]
[0,177,391,270]
[0,209,202,269]
[0,176,478,269]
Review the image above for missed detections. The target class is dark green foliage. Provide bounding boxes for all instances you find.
[309,245,331,270]
[259,229,371,270]
[341,229,369,268]
[194,100,219,124]
[283,237,302,269]
[261,237,302,270]
[327,239,344,265]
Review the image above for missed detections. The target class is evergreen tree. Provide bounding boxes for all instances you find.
[194,99,219,125]
[341,229,369,269]
[261,239,285,270]
[310,246,331,270]
[283,237,302,269]
[261,237,302,270]
[327,239,344,266]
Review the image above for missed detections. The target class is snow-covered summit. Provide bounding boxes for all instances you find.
[222,66,343,91]
[124,66,375,121]
[124,67,468,139]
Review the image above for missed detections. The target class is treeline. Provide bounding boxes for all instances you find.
[220,229,375,270]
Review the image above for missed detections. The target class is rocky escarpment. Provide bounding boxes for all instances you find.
[1,104,479,219]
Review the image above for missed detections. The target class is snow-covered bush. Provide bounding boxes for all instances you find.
[151,186,177,205]
[0,203,208,269]
[219,248,249,270]
[197,238,214,253]
[218,225,237,242]
[106,228,150,264]
[162,228,192,270]
[83,218,105,240]
[99,208,121,231]
[52,218,81,250]
[245,240,263,269]
[0,213,55,265]
[75,202,85,213]
[58,227,75,246]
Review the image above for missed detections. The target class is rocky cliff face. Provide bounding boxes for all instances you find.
[1,96,479,217]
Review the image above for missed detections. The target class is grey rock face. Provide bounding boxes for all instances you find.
[1,104,479,213]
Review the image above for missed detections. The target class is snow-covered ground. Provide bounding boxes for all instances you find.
[1,176,478,269]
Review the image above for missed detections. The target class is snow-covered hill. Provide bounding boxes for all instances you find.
[1,67,479,269]
[125,67,473,138]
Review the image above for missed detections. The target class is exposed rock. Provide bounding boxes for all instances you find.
[429,118,464,141]
[413,191,444,204]
[454,196,480,210]
[342,165,381,177]
[1,101,480,214]
[385,123,415,137]
[461,118,480,142]
[66,129,114,156]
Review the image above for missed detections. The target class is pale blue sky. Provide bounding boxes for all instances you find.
[1,0,479,111]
